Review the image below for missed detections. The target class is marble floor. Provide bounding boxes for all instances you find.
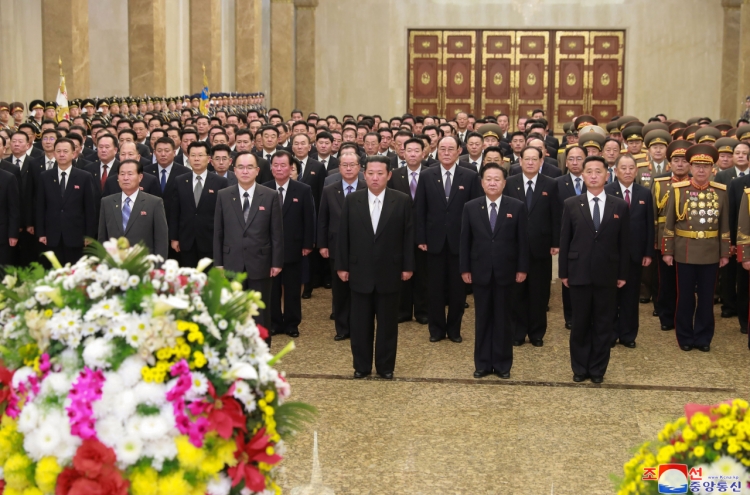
[269,279,750,495]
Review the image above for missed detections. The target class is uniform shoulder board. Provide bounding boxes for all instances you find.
[744,187,750,194]
[673,180,690,188]
[503,157,510,162]
[637,162,650,168]
[653,177,670,181]
[632,153,647,159]
[710,181,726,191]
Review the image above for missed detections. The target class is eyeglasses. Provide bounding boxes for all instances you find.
[340,163,359,169]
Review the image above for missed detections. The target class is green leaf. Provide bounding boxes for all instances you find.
[274,402,318,438]
[136,403,161,416]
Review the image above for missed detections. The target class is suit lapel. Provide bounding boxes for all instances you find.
[446,166,461,206]
[124,194,146,235]
[579,195,597,234]
[230,187,246,226]
[356,193,375,236]
[529,176,544,212]
[375,189,395,239]
[494,196,508,237]
[244,188,264,230]
[597,197,615,236]
[281,182,293,216]
[113,196,124,236]
[334,181,345,208]
[478,198,493,237]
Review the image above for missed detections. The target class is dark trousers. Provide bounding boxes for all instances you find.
[52,244,83,266]
[675,262,718,347]
[569,284,617,377]
[656,254,677,327]
[350,290,399,374]
[16,230,37,266]
[640,263,654,300]
[737,264,749,333]
[271,260,302,333]
[398,246,428,321]
[473,275,513,373]
[562,285,573,323]
[427,249,465,339]
[180,244,213,269]
[304,250,324,293]
[720,257,737,312]
[615,259,643,343]
[246,276,272,346]
[329,259,351,337]
[513,256,552,342]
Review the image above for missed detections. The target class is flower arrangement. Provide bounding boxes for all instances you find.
[0,238,314,495]
[615,399,750,494]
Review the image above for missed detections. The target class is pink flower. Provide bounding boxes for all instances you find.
[66,367,106,440]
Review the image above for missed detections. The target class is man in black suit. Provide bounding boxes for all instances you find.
[0,168,20,267]
[2,131,36,266]
[235,129,273,184]
[318,153,365,340]
[210,144,238,186]
[460,163,529,379]
[508,136,562,178]
[727,142,750,335]
[169,141,229,268]
[36,138,97,265]
[263,150,315,338]
[314,131,339,171]
[336,156,414,379]
[605,154,654,347]
[555,145,587,329]
[560,156,629,383]
[504,146,560,346]
[415,135,482,343]
[84,133,120,198]
[388,137,429,324]
[214,151,283,334]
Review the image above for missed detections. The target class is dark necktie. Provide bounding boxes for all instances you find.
[15,158,20,169]
[400,160,405,168]
[242,192,250,222]
[321,159,327,169]
[471,161,477,171]
[60,171,66,197]
[278,186,284,204]
[741,171,746,177]
[101,164,108,189]
[574,177,581,195]
[526,180,533,209]
[624,188,631,207]
[489,202,497,231]
[160,169,167,192]
[593,197,601,231]
[345,185,353,197]
[444,171,451,199]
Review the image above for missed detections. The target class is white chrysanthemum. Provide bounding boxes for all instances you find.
[115,435,143,467]
[95,416,123,448]
[12,366,35,389]
[217,319,228,330]
[206,473,232,495]
[185,372,209,400]
[127,275,140,288]
[17,403,39,433]
[142,438,178,470]
[138,415,169,439]
[40,371,71,396]
[82,337,114,369]
[118,355,147,389]
[86,282,105,299]
[30,422,61,459]
[133,381,167,407]
[112,389,137,422]
[125,415,144,439]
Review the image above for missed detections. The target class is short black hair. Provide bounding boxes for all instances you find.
[510,131,526,140]
[53,137,75,151]
[404,137,425,151]
[520,145,543,159]
[118,129,137,141]
[270,149,294,165]
[565,145,587,158]
[482,146,504,158]
[180,128,198,140]
[364,155,391,171]
[154,136,176,149]
[465,131,483,142]
[583,155,607,170]
[211,143,232,156]
[234,151,258,167]
[316,131,333,142]
[187,141,210,156]
[363,132,381,143]
[118,158,143,174]
[11,131,29,142]
[97,133,119,148]
[480,161,507,179]
[260,125,279,137]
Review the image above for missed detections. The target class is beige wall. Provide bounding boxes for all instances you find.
[165,0,191,96]
[89,0,129,98]
[314,0,724,122]
[0,0,43,106]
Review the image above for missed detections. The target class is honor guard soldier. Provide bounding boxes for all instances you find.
[638,129,672,189]
[652,140,692,330]
[9,103,24,130]
[662,144,730,352]
[579,131,605,157]
[607,121,623,143]
[0,103,10,130]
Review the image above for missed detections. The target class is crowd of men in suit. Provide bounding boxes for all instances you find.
[0,102,749,383]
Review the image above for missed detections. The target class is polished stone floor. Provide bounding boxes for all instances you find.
[269,279,750,494]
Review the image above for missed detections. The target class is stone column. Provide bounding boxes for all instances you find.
[235,0,263,92]
[41,0,89,99]
[190,0,222,93]
[738,0,750,118]
[270,0,295,116]
[128,0,167,96]
[721,0,742,119]
[294,0,317,114]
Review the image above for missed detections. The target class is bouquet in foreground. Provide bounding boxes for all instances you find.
[615,399,750,494]
[0,238,314,495]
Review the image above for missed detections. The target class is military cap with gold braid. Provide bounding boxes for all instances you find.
[726,128,738,138]
[616,115,639,131]
[29,100,45,111]
[642,122,669,136]
[685,143,719,165]
[606,120,621,136]
[668,121,687,136]
[573,115,597,130]
[683,124,700,142]
[0,102,8,112]
[578,131,605,151]
[694,126,721,144]
[579,124,607,137]
[622,124,644,142]
[562,122,576,136]
[711,119,733,136]
[9,102,23,113]
[715,137,739,154]
[645,129,672,148]
[44,101,57,110]
[667,140,692,161]
[477,123,502,141]
[685,116,703,126]
[69,99,79,109]
[736,124,750,141]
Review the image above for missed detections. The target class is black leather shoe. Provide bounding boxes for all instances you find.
[590,375,603,384]
[353,371,370,379]
[416,316,429,325]
[652,310,659,317]
[323,282,332,289]
[721,310,736,318]
[621,341,636,348]
[697,345,710,352]
[329,313,335,320]
[270,327,282,336]
[398,316,412,323]
[473,370,491,379]
[573,374,587,382]
[512,340,525,346]
[334,334,349,341]
[741,327,748,335]
[301,291,312,299]
[661,324,675,331]
[680,345,693,351]
[378,372,393,380]
[714,296,721,305]
[530,339,543,347]
[429,336,443,343]
[565,321,572,329]
[496,371,510,379]
[639,297,650,304]
[449,336,463,343]
[286,329,300,338]
[464,302,469,308]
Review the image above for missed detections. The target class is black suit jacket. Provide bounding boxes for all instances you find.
[262,179,315,263]
[605,181,655,263]
[316,155,339,172]
[415,164,483,255]
[509,159,562,178]
[298,158,327,211]
[317,180,367,259]
[169,172,229,253]
[559,194,630,286]
[728,175,750,244]
[556,173,587,208]
[504,173,561,259]
[459,195,529,286]
[143,162,191,200]
[36,167,97,248]
[81,147,98,162]
[102,172,161,198]
[545,135,560,153]
[85,160,121,195]
[0,169,21,244]
[336,188,415,294]
[1,158,31,228]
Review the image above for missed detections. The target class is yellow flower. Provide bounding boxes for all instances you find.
[156,348,172,361]
[141,367,154,382]
[21,488,42,495]
[732,399,749,409]
[693,445,705,457]
[656,445,675,464]
[682,426,698,442]
[157,471,191,495]
[265,390,275,403]
[674,441,688,453]
[187,330,204,345]
[43,309,53,318]
[35,456,62,493]
[199,455,224,476]
[175,435,206,469]
[4,452,33,490]
[190,484,207,495]
[216,437,237,467]
[191,351,207,369]
[130,467,158,495]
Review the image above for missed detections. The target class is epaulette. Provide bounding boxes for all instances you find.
[632,153,647,159]
[637,162,650,168]
[654,177,670,181]
[710,181,726,191]
[503,157,510,162]
[673,180,690,187]
[745,187,750,194]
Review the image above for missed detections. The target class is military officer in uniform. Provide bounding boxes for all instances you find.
[662,144,730,352]
[733,180,750,349]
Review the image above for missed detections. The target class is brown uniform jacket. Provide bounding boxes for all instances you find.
[652,175,679,251]
[634,153,656,188]
[735,188,750,262]
[662,180,730,264]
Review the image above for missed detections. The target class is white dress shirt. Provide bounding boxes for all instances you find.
[586,190,607,223]
[736,166,749,178]
[157,163,173,183]
[298,156,308,177]
[121,189,139,209]
[275,179,290,203]
[406,166,422,184]
[58,166,73,190]
[440,162,457,182]
[368,188,385,229]
[522,173,538,192]
[43,154,55,170]
[101,158,116,177]
[619,181,633,199]
[10,154,26,169]
[239,182,256,205]
[193,170,208,190]
[466,155,483,171]
[486,195,502,221]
